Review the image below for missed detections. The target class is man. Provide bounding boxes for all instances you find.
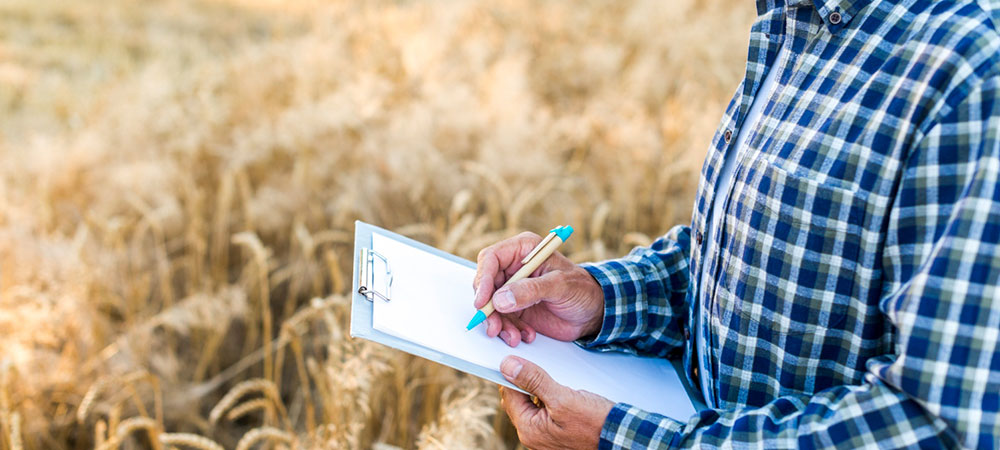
[472,1,1000,448]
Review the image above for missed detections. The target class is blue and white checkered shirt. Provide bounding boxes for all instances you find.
[578,0,1000,448]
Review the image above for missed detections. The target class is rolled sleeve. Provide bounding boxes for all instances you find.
[599,403,685,450]
[575,225,692,358]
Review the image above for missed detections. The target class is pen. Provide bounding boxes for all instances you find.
[465,225,574,331]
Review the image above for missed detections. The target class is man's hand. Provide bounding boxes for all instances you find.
[499,356,614,449]
[473,232,605,346]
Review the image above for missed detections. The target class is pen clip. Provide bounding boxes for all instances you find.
[521,231,558,265]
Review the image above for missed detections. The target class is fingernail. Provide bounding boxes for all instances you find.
[500,330,511,344]
[501,356,523,379]
[521,330,530,342]
[494,289,515,311]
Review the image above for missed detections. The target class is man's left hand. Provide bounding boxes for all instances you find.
[499,355,615,449]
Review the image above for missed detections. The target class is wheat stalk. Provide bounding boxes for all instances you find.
[9,412,21,450]
[226,398,276,423]
[233,232,274,383]
[1,366,12,450]
[159,433,225,450]
[448,189,473,225]
[107,404,121,439]
[77,378,107,423]
[290,334,317,434]
[441,213,474,254]
[210,171,235,285]
[193,327,229,383]
[178,178,208,291]
[95,420,108,448]
[234,427,294,450]
[96,416,159,450]
[323,248,346,295]
[77,371,163,428]
[209,379,288,429]
[115,416,157,437]
[126,193,175,308]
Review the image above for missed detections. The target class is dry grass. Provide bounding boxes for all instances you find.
[0,0,752,448]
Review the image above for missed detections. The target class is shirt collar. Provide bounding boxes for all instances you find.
[757,0,870,31]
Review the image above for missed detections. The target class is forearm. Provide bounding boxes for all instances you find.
[599,374,957,449]
[576,225,691,357]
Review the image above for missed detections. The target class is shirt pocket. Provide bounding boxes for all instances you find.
[718,158,867,336]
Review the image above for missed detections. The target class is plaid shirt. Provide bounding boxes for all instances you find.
[579,0,1000,448]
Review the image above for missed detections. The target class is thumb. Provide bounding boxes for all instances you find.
[492,271,564,313]
[500,356,565,404]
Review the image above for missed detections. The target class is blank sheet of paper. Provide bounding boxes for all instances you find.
[371,232,696,420]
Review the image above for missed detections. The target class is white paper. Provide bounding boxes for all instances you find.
[371,232,696,420]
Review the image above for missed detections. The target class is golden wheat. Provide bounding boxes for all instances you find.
[234,427,295,450]
[416,380,503,450]
[208,379,286,429]
[158,433,225,450]
[96,416,160,450]
[226,399,276,424]
[8,413,21,450]
[0,0,752,447]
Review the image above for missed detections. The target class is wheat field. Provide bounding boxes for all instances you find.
[0,0,753,448]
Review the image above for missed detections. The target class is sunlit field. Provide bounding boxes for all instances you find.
[0,0,752,448]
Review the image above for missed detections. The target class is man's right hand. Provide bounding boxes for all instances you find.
[472,232,606,347]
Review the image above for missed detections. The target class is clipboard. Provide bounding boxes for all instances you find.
[351,220,522,390]
[350,220,707,411]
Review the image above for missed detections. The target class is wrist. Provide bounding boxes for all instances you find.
[578,267,606,338]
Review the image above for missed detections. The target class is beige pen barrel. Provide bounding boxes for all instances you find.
[467,226,574,331]
[479,235,565,318]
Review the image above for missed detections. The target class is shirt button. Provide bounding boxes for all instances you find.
[723,129,733,144]
[696,230,704,245]
[829,11,842,25]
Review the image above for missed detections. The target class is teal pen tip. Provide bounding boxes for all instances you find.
[550,225,574,242]
[466,310,487,331]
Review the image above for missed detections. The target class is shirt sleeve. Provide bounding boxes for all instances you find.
[598,72,1000,449]
[575,224,692,358]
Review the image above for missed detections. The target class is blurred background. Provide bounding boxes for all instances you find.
[0,0,753,448]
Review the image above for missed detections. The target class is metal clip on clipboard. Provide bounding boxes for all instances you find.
[358,248,392,302]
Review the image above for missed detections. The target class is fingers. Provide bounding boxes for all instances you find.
[485,313,503,338]
[473,255,499,309]
[492,271,566,314]
[522,327,536,343]
[488,314,536,345]
[500,386,537,433]
[500,317,522,347]
[497,316,535,346]
[500,356,565,405]
[513,316,536,343]
[473,233,543,308]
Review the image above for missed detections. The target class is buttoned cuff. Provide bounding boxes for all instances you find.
[599,403,684,449]
[574,262,646,352]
